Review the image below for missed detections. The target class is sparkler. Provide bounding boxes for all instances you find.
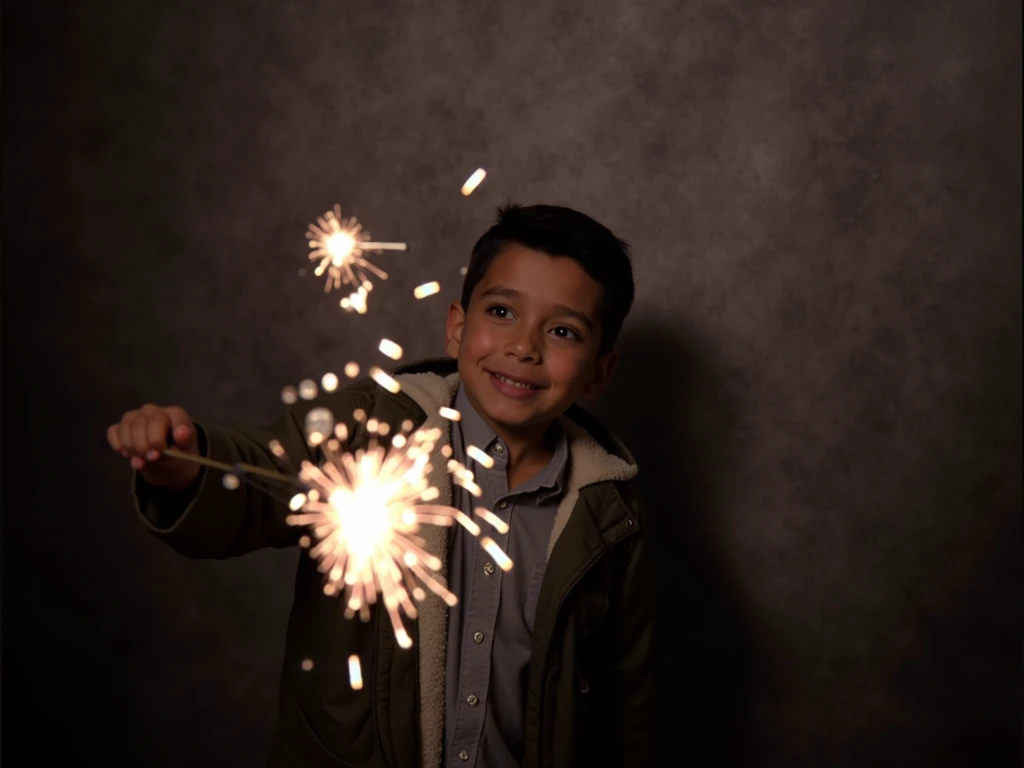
[163,401,515,651]
[171,373,509,649]
[284,408,512,648]
[305,205,407,313]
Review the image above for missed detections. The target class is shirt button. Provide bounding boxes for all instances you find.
[498,500,508,509]
[458,749,469,761]
[473,631,485,644]
[483,562,495,575]
[467,694,479,706]
[493,443,504,454]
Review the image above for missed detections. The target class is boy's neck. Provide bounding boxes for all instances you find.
[457,387,558,487]
[493,422,558,489]
[497,422,555,465]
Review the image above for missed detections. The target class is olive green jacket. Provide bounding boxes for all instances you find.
[135,359,656,767]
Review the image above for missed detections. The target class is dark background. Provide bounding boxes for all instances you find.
[3,1,1020,765]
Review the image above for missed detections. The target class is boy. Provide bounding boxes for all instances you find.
[107,204,656,767]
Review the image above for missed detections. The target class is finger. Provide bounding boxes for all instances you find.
[131,413,152,459]
[146,411,171,459]
[119,411,138,453]
[165,407,197,453]
[107,423,122,452]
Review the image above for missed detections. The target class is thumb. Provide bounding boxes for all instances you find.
[170,423,199,454]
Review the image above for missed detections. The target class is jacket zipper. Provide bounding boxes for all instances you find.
[535,526,638,763]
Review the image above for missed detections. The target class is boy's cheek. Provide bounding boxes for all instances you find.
[462,327,502,359]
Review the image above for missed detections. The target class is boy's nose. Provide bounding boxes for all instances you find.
[505,332,540,362]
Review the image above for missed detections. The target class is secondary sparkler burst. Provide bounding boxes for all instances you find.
[305,205,408,313]
[283,406,513,649]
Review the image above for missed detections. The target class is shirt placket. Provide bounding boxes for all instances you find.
[448,441,511,765]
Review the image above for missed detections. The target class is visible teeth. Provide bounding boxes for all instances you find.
[496,373,535,389]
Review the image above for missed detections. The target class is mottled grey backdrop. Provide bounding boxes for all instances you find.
[3,1,1020,765]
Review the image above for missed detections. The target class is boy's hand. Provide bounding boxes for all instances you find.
[107,404,202,492]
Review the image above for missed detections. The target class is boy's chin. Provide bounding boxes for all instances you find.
[477,396,563,431]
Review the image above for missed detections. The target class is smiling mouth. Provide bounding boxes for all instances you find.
[488,370,543,390]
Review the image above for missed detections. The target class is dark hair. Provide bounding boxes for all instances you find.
[460,204,634,355]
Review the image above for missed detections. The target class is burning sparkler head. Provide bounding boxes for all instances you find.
[325,479,400,560]
[304,204,408,313]
[279,405,513,648]
[326,231,357,265]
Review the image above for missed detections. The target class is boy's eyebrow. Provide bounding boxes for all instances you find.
[480,286,594,330]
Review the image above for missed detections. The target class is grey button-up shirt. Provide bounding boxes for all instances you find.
[443,385,569,767]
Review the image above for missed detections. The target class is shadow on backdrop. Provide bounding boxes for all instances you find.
[589,316,757,765]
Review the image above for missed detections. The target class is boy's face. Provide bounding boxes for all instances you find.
[445,245,617,436]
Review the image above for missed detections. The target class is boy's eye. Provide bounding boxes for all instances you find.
[487,305,511,319]
[550,326,581,341]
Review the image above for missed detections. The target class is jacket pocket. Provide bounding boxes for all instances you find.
[271,702,368,768]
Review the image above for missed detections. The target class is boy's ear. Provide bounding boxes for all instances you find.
[580,351,618,400]
[445,301,466,358]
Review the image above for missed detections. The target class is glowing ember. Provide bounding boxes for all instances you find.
[369,366,401,394]
[379,339,403,360]
[466,445,494,469]
[348,654,364,690]
[461,168,487,196]
[414,281,440,299]
[438,406,461,421]
[474,506,509,534]
[480,536,513,571]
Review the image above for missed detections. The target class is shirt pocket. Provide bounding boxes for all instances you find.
[522,561,547,634]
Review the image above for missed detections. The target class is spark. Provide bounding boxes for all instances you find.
[321,372,339,392]
[438,406,461,421]
[414,281,440,299]
[281,386,298,405]
[369,366,401,394]
[461,168,487,196]
[480,537,513,571]
[305,205,407,312]
[466,445,494,469]
[305,407,335,445]
[474,506,509,534]
[379,339,403,360]
[344,362,360,378]
[301,659,314,671]
[451,464,483,497]
[281,409,512,647]
[348,655,364,690]
[299,379,318,400]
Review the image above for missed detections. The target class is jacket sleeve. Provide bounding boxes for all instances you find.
[609,516,658,765]
[132,387,372,559]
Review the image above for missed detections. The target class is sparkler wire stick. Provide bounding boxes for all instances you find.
[162,447,297,486]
